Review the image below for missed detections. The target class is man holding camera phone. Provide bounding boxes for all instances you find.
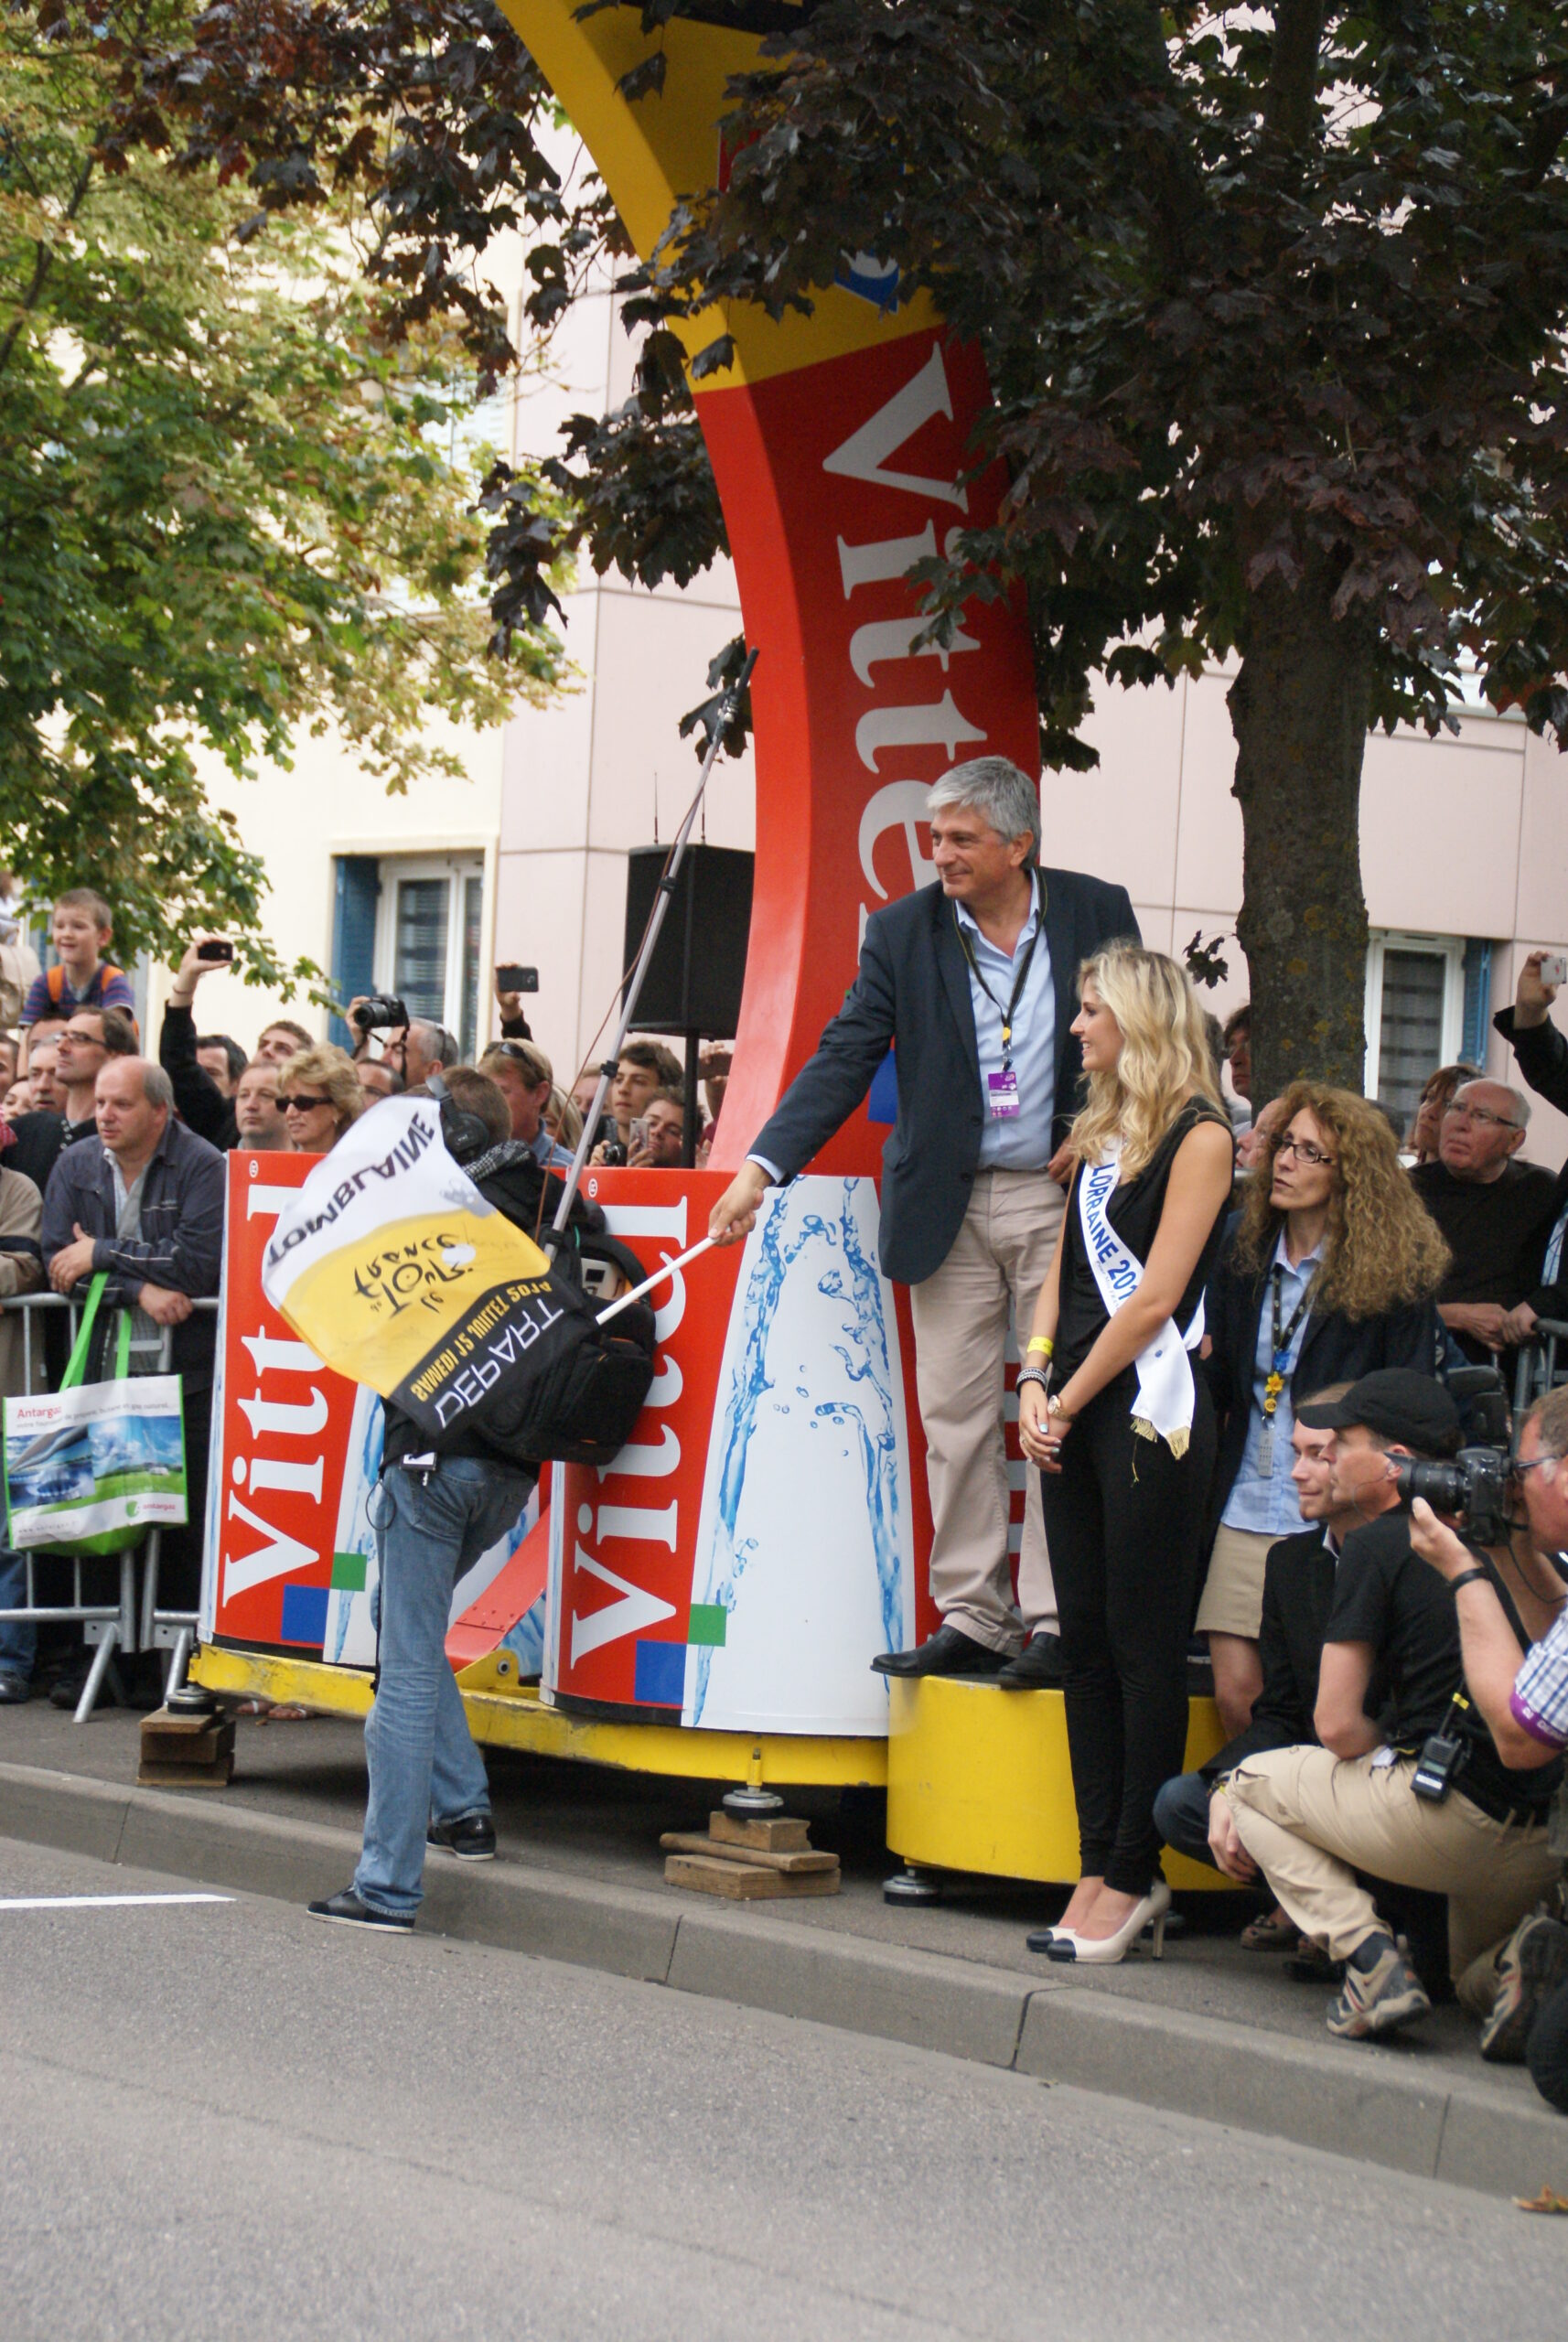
[1218,1371,1562,2042]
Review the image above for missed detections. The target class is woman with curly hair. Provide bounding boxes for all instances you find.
[275,1043,364,1155]
[1017,946,1235,1965]
[1197,1082,1449,1736]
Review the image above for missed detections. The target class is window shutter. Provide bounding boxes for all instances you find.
[329,857,380,1049]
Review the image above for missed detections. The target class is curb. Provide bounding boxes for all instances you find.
[4,1757,1563,2200]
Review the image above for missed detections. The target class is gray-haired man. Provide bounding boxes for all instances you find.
[43,1057,225,1667]
[710,757,1138,1680]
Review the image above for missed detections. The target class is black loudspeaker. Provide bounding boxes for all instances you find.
[622,844,753,1037]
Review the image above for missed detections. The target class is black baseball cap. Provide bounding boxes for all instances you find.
[1297,1370,1462,1457]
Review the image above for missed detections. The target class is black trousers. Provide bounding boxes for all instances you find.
[1039,1366,1216,1896]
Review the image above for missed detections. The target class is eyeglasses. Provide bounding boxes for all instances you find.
[1443,1101,1521,1132]
[1273,1135,1337,1168]
[61,1029,104,1047]
[1516,1452,1563,1488]
[278,1092,331,1112]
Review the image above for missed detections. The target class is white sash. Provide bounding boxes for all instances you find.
[1077,1143,1205,1458]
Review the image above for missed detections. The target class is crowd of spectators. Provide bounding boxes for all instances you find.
[0,888,726,1713]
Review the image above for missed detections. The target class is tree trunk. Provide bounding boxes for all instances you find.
[1228,564,1374,1105]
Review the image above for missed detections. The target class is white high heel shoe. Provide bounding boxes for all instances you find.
[1044,1877,1171,1965]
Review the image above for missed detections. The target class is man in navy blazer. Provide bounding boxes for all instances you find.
[710,757,1138,1680]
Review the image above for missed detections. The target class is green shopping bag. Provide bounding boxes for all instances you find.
[3,1273,188,1555]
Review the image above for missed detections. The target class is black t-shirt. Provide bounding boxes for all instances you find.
[1326,1508,1560,1820]
[1054,1099,1231,1380]
[1326,1510,1460,1749]
[1410,1158,1557,1319]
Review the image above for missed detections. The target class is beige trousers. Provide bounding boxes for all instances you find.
[1225,1745,1561,1985]
[908,1167,1063,1653]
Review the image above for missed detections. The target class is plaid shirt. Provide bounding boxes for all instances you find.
[1511,1602,1568,1751]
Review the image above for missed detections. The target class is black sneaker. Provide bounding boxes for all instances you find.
[1326,1930,1431,2039]
[306,1888,413,1934]
[1481,1911,1568,2064]
[0,1671,30,1705]
[427,1811,497,1862]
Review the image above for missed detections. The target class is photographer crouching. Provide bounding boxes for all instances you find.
[1219,1372,1562,2043]
[1409,1383,1568,2108]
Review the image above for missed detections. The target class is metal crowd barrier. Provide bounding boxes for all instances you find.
[0,1291,218,1722]
[1513,1318,1568,1423]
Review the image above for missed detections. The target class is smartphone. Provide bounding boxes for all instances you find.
[496,963,539,994]
[1541,953,1568,990]
[196,939,234,962]
[628,1116,650,1151]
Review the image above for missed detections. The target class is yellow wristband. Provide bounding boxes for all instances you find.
[1026,1336,1054,1358]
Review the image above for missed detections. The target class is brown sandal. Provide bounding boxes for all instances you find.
[1240,1907,1298,1952]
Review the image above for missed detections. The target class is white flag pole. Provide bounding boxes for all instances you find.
[596,1236,715,1327]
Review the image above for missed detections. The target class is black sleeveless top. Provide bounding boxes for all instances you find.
[1053,1100,1231,1381]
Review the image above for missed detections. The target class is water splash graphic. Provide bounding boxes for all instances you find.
[692,1181,904,1721]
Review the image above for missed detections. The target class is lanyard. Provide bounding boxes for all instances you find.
[954,873,1041,1063]
[1262,1261,1316,1419]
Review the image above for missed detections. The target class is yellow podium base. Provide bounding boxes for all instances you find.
[188,1644,887,1792]
[886,1676,1237,1893]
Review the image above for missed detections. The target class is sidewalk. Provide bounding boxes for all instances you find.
[3,1700,1565,2201]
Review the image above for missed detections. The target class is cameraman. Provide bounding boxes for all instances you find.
[1410,1384,1568,2097]
[1221,1370,1562,2043]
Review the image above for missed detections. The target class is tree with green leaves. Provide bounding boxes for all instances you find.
[0,0,566,983]
[663,0,1568,1098]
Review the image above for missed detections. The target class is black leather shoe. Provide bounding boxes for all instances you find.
[427,1811,497,1862]
[871,1623,1008,1678]
[0,1671,30,1705]
[306,1888,413,1934]
[996,1634,1066,1689]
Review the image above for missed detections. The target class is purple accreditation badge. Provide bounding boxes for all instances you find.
[987,1068,1021,1121]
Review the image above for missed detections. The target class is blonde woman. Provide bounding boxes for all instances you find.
[1197,1084,1448,1736]
[543,1086,584,1155]
[276,1043,364,1154]
[1016,946,1234,1965]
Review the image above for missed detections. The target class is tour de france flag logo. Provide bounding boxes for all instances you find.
[260,1098,579,1442]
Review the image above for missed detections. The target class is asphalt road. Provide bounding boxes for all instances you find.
[1,1837,1563,2342]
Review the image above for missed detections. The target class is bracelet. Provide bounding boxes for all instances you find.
[1447,1567,1491,1595]
[1026,1336,1054,1359]
[1015,1365,1050,1393]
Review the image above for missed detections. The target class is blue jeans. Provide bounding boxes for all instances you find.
[0,1550,35,1681]
[353,1458,534,1917]
[1153,1770,1219,1872]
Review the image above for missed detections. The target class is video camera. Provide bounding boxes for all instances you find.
[1392,1367,1510,1545]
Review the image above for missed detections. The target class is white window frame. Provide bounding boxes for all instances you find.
[1363,930,1466,1101]
[372,853,486,1046]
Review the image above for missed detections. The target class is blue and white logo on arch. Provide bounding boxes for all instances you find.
[836,251,901,312]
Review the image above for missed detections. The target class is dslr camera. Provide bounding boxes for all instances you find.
[1392,1366,1510,1548]
[351,994,409,1034]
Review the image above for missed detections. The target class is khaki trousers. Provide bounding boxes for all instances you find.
[1225,1745,1561,1986]
[908,1167,1063,1653]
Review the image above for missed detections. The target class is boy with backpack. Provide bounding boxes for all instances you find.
[20,889,137,1032]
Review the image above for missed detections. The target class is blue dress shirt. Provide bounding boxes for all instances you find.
[952,874,1056,1171]
[1221,1230,1324,1538]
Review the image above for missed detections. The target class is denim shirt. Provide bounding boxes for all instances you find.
[1221,1230,1324,1537]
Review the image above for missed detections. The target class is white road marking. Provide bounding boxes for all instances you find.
[0,1893,234,1911]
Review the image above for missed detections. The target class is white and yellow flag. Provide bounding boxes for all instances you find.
[260,1099,584,1443]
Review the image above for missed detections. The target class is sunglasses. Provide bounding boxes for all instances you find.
[278,1092,331,1112]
